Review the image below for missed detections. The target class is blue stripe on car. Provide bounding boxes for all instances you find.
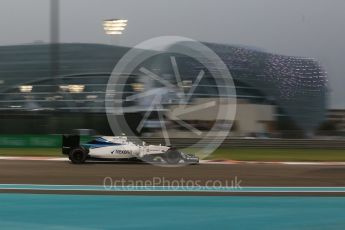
[82,143,122,149]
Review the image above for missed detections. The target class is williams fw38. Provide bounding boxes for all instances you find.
[62,135,199,165]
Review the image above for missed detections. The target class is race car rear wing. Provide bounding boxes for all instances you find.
[62,135,80,155]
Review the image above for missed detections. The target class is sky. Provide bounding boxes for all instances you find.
[0,0,344,108]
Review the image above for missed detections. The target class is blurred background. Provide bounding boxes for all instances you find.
[0,0,345,149]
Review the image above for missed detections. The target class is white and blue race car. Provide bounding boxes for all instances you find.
[62,135,199,165]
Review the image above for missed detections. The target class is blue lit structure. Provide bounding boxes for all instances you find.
[0,43,327,135]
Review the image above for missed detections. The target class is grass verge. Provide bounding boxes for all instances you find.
[204,148,345,162]
[0,148,61,157]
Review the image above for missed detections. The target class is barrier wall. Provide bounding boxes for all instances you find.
[0,135,92,148]
[0,135,344,149]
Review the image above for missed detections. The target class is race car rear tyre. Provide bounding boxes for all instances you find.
[164,150,182,165]
[69,148,87,164]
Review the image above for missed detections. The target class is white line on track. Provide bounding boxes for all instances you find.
[0,157,67,161]
[201,160,345,166]
[1,184,345,193]
[1,157,345,166]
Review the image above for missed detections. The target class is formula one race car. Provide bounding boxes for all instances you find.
[62,135,199,165]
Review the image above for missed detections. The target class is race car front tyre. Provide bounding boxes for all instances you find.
[164,150,182,164]
[141,155,156,163]
[69,148,87,164]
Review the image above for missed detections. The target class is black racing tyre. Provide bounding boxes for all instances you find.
[69,148,87,164]
[142,155,156,163]
[164,150,182,165]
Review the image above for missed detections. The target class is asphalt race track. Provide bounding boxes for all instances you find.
[1,159,345,195]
